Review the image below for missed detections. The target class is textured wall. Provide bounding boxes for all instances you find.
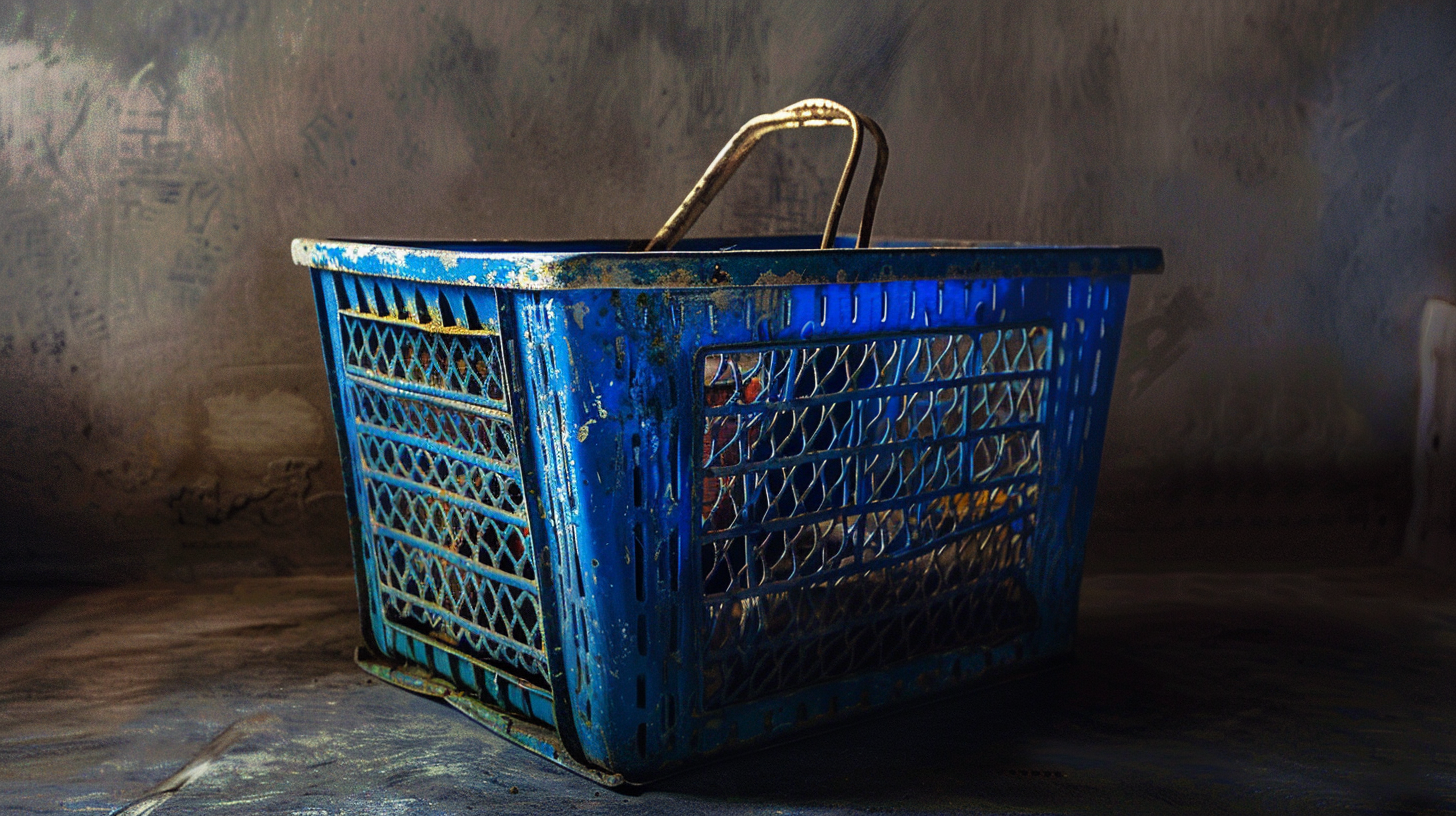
[0,1,1452,581]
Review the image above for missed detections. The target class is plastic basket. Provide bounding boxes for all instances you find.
[293,100,1161,785]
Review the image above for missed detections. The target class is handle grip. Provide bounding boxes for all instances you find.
[645,98,889,251]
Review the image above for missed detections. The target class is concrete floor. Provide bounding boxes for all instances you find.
[2,567,1454,815]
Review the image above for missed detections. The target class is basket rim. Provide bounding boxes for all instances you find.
[291,235,1163,290]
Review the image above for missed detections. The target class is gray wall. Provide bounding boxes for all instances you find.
[1,1,1452,582]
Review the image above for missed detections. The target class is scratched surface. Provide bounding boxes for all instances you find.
[0,2,1454,580]
[1,569,1452,814]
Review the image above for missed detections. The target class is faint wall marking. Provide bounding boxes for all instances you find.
[116,83,185,223]
[0,210,59,279]
[169,177,243,289]
[203,391,324,455]
[301,111,356,172]
[113,81,245,301]
[1405,298,1456,570]
[38,80,92,174]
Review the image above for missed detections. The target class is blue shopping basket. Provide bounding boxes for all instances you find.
[293,100,1161,785]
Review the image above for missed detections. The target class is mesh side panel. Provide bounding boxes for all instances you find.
[341,300,548,689]
[697,327,1050,709]
[361,472,535,581]
[358,434,528,520]
[341,312,510,409]
[354,385,518,464]
[371,526,546,675]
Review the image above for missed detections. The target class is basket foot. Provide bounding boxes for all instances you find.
[354,646,626,788]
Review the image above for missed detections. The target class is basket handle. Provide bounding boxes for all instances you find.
[645,98,889,251]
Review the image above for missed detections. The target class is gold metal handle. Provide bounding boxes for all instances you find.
[645,99,889,251]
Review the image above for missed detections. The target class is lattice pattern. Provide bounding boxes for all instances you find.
[340,309,546,687]
[342,313,509,407]
[359,433,528,519]
[353,385,517,465]
[699,328,1048,412]
[702,519,1039,708]
[697,327,1051,708]
[373,532,547,681]
[364,480,535,581]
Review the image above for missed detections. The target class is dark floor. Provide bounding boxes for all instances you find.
[2,567,1454,815]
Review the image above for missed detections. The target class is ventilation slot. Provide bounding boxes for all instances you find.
[463,294,485,330]
[438,293,457,328]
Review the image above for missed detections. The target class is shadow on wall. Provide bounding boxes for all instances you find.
[0,1,1452,581]
[1089,0,1456,571]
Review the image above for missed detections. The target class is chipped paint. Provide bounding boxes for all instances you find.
[751,268,807,286]
[575,393,609,442]
[291,238,1163,291]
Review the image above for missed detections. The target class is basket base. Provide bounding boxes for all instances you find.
[354,647,626,788]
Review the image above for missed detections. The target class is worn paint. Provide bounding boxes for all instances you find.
[294,237,1162,290]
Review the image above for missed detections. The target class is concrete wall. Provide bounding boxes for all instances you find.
[0,1,1452,582]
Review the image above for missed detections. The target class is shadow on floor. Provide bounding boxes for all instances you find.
[653,570,1455,814]
[0,569,1451,814]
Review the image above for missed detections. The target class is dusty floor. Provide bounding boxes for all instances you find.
[1,568,1454,815]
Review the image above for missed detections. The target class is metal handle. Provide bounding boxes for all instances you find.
[645,98,889,251]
